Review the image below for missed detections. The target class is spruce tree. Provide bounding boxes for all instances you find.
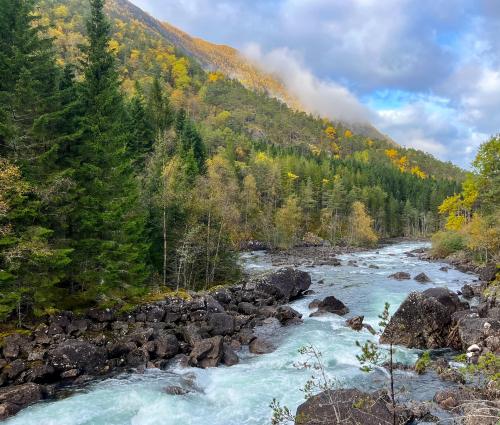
[127,83,155,169]
[68,0,148,294]
[0,0,58,163]
[0,0,72,322]
[148,76,173,136]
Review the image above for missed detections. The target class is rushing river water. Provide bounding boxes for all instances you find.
[7,242,476,425]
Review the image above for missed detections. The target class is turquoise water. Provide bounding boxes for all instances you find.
[7,242,474,425]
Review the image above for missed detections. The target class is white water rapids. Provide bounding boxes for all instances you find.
[7,242,475,425]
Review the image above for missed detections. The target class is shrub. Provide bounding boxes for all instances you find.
[415,351,431,374]
[431,230,465,258]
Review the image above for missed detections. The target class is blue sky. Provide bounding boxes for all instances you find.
[131,0,500,168]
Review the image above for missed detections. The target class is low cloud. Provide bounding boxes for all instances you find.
[130,0,500,167]
[244,44,372,124]
[374,96,488,168]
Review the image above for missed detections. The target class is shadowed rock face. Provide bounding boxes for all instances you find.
[380,287,466,349]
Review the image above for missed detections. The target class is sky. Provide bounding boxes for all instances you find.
[130,0,500,168]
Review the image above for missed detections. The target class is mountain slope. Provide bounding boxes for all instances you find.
[39,0,464,182]
[107,0,394,143]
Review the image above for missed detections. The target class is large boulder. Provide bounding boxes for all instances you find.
[244,268,312,303]
[414,272,431,283]
[189,336,224,368]
[380,287,465,348]
[310,296,349,317]
[154,333,179,359]
[208,313,235,336]
[249,337,275,354]
[48,340,107,374]
[0,383,43,420]
[295,389,409,425]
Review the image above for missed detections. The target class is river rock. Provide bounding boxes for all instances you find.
[414,272,431,283]
[244,268,312,303]
[274,306,302,326]
[189,336,224,368]
[154,333,179,359]
[0,383,43,420]
[2,334,30,360]
[48,340,107,374]
[479,264,498,282]
[295,389,407,425]
[249,337,275,354]
[308,299,321,309]
[457,317,500,351]
[221,343,239,366]
[346,316,364,331]
[380,287,465,348]
[87,308,114,322]
[388,271,411,280]
[208,313,235,336]
[163,385,190,395]
[460,284,475,299]
[310,296,349,317]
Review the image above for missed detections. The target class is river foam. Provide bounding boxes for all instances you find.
[7,242,475,425]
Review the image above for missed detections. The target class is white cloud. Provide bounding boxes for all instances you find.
[129,0,500,167]
[244,44,372,123]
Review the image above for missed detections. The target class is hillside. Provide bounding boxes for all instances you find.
[39,0,464,182]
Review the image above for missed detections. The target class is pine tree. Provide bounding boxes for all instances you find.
[148,76,173,136]
[0,0,58,163]
[67,0,148,294]
[175,108,206,178]
[127,83,155,169]
[0,0,73,322]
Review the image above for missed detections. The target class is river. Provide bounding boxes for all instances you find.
[6,242,475,425]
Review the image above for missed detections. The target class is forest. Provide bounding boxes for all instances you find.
[0,0,470,324]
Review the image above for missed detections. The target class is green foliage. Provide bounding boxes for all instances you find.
[459,353,500,387]
[431,230,466,258]
[415,351,431,374]
[355,340,382,372]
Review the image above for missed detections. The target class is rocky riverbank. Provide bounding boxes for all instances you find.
[292,248,500,425]
[0,268,312,420]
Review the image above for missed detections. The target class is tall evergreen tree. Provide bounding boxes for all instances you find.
[148,76,173,136]
[127,83,155,169]
[67,0,148,294]
[0,0,58,163]
[0,0,72,322]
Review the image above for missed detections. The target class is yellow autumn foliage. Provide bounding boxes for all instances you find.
[325,126,336,139]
